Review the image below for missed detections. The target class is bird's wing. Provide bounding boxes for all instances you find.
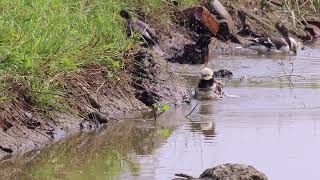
[268,37,288,49]
[248,37,286,49]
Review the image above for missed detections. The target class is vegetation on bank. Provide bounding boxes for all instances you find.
[0,0,318,112]
[0,0,196,111]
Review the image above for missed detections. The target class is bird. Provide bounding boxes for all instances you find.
[119,10,164,55]
[238,22,301,55]
[195,67,224,100]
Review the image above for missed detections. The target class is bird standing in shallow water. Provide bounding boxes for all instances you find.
[195,67,224,100]
[120,10,164,55]
[238,22,301,55]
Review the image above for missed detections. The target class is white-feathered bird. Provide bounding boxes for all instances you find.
[195,67,224,100]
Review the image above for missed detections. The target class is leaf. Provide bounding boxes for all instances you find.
[160,104,170,112]
[152,102,161,110]
[160,128,171,138]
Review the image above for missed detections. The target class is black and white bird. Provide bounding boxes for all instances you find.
[238,22,301,55]
[120,10,164,55]
[195,67,224,100]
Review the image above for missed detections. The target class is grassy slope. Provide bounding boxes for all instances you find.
[2,0,316,112]
[0,0,196,111]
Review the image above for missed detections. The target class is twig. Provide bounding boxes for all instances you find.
[279,59,294,88]
[185,103,199,118]
[295,0,301,15]
[284,0,297,28]
[154,111,165,121]
[96,80,106,94]
[289,62,294,87]
[276,74,305,79]
[34,129,52,139]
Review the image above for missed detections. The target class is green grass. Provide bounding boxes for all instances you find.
[0,0,133,108]
[0,0,198,110]
[314,0,320,12]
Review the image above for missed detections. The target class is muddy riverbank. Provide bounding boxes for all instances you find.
[1,0,319,161]
[1,45,320,180]
[0,47,191,159]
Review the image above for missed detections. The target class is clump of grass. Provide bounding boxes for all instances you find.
[121,0,199,32]
[314,0,320,12]
[0,0,198,110]
[0,0,137,109]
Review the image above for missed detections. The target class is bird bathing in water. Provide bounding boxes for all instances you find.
[237,22,301,55]
[119,10,164,56]
[195,67,224,100]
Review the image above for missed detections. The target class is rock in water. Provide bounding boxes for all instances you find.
[173,163,268,180]
[213,69,233,79]
[200,164,268,180]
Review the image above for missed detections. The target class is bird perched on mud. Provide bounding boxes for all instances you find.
[119,10,164,55]
[195,67,224,100]
[238,22,301,55]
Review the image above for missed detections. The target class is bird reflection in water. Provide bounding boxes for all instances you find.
[187,102,216,138]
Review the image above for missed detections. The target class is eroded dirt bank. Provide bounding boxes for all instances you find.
[1,0,319,160]
[0,47,190,159]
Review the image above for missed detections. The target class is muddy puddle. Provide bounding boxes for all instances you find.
[1,47,320,180]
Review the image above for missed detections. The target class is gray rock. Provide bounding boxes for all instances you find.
[174,163,268,180]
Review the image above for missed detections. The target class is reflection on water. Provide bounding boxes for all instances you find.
[187,102,216,138]
[1,48,320,180]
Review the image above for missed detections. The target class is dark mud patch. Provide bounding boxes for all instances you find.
[166,35,211,64]
[131,48,191,105]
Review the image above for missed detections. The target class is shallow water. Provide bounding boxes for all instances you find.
[1,47,320,180]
